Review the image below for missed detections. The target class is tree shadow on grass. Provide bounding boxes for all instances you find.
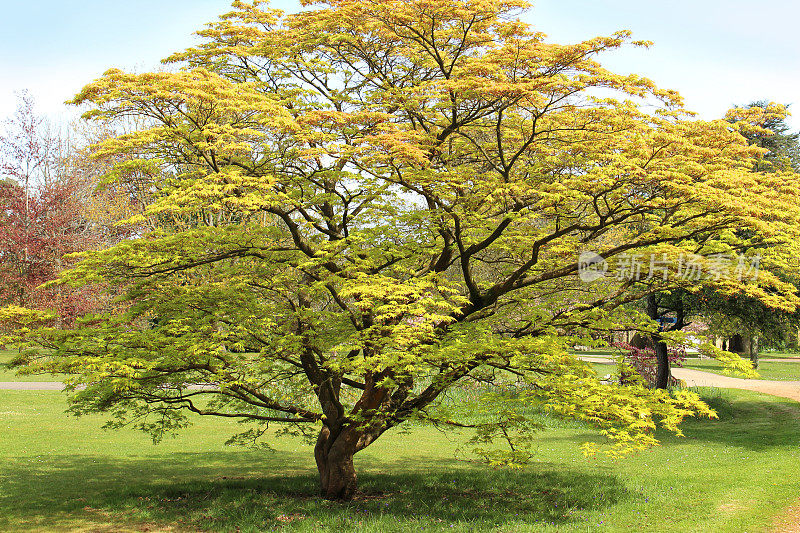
[0,452,630,532]
[661,391,800,450]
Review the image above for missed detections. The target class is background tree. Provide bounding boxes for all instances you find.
[699,282,800,368]
[724,101,800,363]
[11,0,800,500]
[0,94,95,324]
[687,102,800,366]
[634,288,782,375]
[728,101,800,172]
[0,94,133,329]
[629,102,800,382]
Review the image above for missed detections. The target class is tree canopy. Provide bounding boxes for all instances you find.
[727,100,800,172]
[9,0,800,500]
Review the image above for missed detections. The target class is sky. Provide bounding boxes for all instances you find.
[1,0,798,127]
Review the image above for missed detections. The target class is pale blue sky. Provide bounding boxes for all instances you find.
[2,1,798,127]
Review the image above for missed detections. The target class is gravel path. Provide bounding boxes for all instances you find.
[0,382,216,390]
[579,355,800,402]
[670,367,800,402]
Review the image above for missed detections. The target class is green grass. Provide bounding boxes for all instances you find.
[0,350,617,384]
[683,358,800,381]
[1,388,800,531]
[571,349,616,356]
[762,352,800,359]
[0,349,64,382]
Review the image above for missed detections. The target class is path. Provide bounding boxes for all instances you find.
[0,382,216,390]
[580,355,800,402]
[670,367,800,402]
[5,364,800,400]
[580,356,800,531]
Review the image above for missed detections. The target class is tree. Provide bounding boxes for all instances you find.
[699,282,800,368]
[0,94,100,325]
[11,0,800,500]
[690,101,800,367]
[728,101,800,172]
[627,102,800,384]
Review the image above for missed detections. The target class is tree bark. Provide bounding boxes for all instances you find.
[749,336,759,370]
[315,426,359,501]
[653,340,670,389]
[647,294,670,389]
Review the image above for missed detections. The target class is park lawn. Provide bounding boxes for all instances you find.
[0,389,799,532]
[0,349,65,383]
[762,352,800,359]
[683,358,800,381]
[571,349,616,357]
[0,349,614,384]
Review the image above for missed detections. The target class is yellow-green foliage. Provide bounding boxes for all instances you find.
[7,0,800,469]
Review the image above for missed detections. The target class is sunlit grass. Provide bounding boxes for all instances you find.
[1,387,799,531]
[0,349,65,382]
[684,357,800,381]
[763,352,800,359]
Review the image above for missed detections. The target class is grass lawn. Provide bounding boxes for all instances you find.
[572,349,616,356]
[762,351,800,359]
[0,349,64,383]
[683,358,800,381]
[1,388,799,532]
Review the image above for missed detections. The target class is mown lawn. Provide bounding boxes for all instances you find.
[0,349,64,382]
[1,387,799,532]
[683,358,800,381]
[762,352,800,359]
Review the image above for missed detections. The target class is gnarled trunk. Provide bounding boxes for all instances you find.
[315,426,358,501]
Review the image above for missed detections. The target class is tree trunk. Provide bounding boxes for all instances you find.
[315,426,358,501]
[647,294,670,389]
[749,336,759,370]
[653,340,670,389]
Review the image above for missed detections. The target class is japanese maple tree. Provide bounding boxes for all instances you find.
[10,0,800,500]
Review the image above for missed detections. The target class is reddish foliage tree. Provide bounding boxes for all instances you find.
[0,93,98,325]
[0,179,94,318]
